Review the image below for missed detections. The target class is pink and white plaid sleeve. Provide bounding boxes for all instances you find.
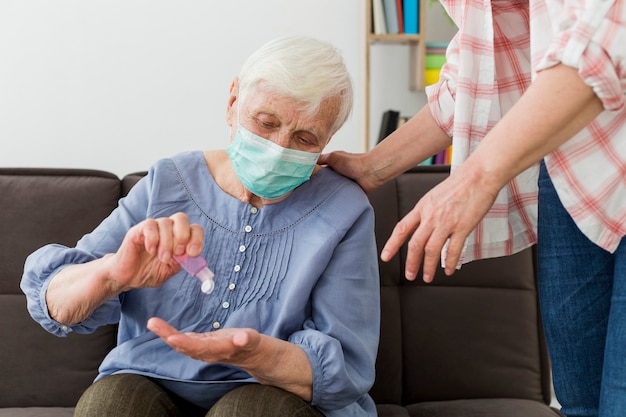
[532,0,626,252]
[534,0,626,110]
[427,0,538,265]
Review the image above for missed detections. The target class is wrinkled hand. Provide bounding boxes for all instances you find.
[105,212,204,291]
[381,168,498,283]
[318,151,380,193]
[148,317,262,367]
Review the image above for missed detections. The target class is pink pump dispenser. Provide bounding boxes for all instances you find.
[173,254,215,294]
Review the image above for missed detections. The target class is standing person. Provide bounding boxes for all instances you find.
[21,36,380,417]
[321,1,626,416]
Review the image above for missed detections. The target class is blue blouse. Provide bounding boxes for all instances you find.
[21,151,380,416]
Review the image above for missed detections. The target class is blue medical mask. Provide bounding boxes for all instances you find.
[226,125,320,199]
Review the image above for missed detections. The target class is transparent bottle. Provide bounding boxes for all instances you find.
[173,254,215,294]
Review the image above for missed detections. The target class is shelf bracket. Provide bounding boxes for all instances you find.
[408,41,425,91]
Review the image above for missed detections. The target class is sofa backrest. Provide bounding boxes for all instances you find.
[0,168,122,408]
[367,165,552,406]
[0,166,553,409]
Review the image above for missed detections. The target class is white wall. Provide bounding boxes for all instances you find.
[0,1,366,177]
[1,1,455,177]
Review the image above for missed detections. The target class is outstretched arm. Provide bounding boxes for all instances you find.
[382,63,603,282]
[148,318,314,401]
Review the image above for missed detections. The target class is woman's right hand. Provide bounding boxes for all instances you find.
[104,212,205,291]
[47,212,205,325]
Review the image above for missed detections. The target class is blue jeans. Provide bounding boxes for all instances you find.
[537,161,626,417]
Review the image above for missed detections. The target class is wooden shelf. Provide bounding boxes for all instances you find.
[368,34,423,42]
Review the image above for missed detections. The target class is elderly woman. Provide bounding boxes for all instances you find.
[21,36,380,417]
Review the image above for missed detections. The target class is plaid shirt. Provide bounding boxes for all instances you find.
[427,0,626,264]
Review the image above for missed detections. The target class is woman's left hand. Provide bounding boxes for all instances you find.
[147,317,262,367]
[148,316,314,400]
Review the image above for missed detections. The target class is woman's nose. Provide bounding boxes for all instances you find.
[271,132,291,149]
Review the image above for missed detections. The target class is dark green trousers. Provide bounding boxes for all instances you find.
[74,374,325,417]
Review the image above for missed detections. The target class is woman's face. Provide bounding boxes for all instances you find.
[227,81,340,154]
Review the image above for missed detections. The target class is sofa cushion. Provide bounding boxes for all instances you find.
[367,166,554,410]
[121,171,148,196]
[0,168,121,294]
[0,169,121,407]
[370,286,404,404]
[377,403,411,417]
[400,279,544,402]
[0,295,117,408]
[406,398,562,417]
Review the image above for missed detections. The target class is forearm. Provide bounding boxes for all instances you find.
[46,256,124,325]
[147,317,315,400]
[244,335,313,401]
[462,63,603,192]
[365,105,451,186]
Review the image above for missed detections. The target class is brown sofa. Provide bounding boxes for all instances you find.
[0,166,562,416]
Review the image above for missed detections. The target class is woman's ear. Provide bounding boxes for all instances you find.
[226,78,239,126]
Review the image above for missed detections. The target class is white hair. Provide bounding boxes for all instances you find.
[237,36,354,134]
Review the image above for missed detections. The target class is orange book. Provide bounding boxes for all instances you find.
[396,0,404,33]
[446,145,453,165]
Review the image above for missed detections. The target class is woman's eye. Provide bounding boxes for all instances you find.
[297,136,310,144]
[297,137,323,152]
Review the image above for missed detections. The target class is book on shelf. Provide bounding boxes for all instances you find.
[427,145,453,166]
[372,0,387,34]
[377,109,400,143]
[372,0,410,35]
[403,0,419,34]
[433,150,446,165]
[396,0,404,33]
[425,42,448,86]
[382,0,399,34]
[378,109,451,166]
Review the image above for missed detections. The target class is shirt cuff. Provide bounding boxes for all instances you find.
[536,4,625,111]
[36,266,74,336]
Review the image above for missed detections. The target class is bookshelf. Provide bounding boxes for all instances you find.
[365,0,428,150]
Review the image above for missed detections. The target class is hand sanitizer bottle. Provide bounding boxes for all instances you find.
[173,254,215,294]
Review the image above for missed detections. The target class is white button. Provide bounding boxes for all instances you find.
[244,225,252,233]
[239,245,246,252]
[212,321,221,329]
[234,265,241,272]
[222,302,230,309]
[228,283,236,290]
[61,325,69,332]
[250,207,258,214]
